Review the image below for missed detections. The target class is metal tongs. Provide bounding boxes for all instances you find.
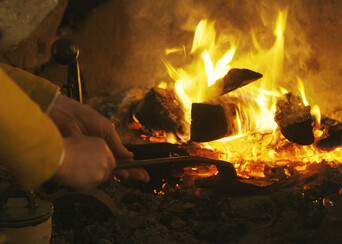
[116,156,235,175]
[116,156,264,194]
[51,157,264,220]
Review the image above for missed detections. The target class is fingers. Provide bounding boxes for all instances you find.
[113,169,129,179]
[114,168,150,183]
[54,136,116,190]
[51,96,133,161]
[105,123,134,160]
[49,97,150,186]
[49,106,83,136]
[102,124,150,183]
[53,134,149,190]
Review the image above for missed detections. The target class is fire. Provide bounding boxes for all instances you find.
[163,19,236,125]
[129,8,342,181]
[130,114,179,144]
[160,8,342,179]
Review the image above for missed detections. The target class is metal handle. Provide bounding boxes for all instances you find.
[51,37,83,103]
[0,184,38,210]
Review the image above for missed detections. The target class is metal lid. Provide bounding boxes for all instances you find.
[0,185,53,228]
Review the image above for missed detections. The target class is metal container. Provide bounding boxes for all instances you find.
[0,185,53,244]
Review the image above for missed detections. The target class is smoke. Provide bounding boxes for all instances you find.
[65,0,341,119]
[166,0,342,118]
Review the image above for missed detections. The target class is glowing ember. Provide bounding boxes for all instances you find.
[130,114,179,144]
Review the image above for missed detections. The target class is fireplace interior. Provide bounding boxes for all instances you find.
[0,0,342,243]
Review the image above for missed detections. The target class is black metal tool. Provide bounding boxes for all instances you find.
[115,156,265,194]
[50,156,263,221]
[51,37,84,103]
[116,156,235,176]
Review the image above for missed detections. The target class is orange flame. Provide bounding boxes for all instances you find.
[163,18,236,129]
[162,8,342,179]
[130,114,179,144]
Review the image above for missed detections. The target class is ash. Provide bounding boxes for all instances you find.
[2,161,342,243]
[49,162,342,243]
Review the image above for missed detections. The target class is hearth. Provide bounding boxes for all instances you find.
[0,0,341,243]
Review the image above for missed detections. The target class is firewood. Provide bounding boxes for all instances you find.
[274,93,314,145]
[212,68,263,96]
[191,103,237,142]
[132,87,187,135]
[316,121,342,150]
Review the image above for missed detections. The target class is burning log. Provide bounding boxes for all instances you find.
[316,121,342,150]
[211,68,263,96]
[132,87,187,135]
[190,68,262,142]
[131,69,261,142]
[274,93,314,145]
[191,103,237,142]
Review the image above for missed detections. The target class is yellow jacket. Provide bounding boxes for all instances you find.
[0,63,63,189]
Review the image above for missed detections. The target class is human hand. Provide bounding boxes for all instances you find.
[49,94,150,183]
[54,136,115,189]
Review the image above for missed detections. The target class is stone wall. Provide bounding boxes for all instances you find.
[0,0,68,70]
[1,0,341,118]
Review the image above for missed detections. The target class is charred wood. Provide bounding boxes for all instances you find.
[316,122,342,150]
[274,93,314,145]
[212,68,263,96]
[191,103,237,142]
[132,88,187,135]
[191,103,227,142]
[190,69,262,142]
[326,121,342,135]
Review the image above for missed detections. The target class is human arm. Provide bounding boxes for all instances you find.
[0,68,63,189]
[0,63,149,186]
[0,67,121,190]
[49,94,150,183]
[0,63,60,112]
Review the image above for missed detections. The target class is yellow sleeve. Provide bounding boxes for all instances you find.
[0,63,60,112]
[0,68,64,190]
